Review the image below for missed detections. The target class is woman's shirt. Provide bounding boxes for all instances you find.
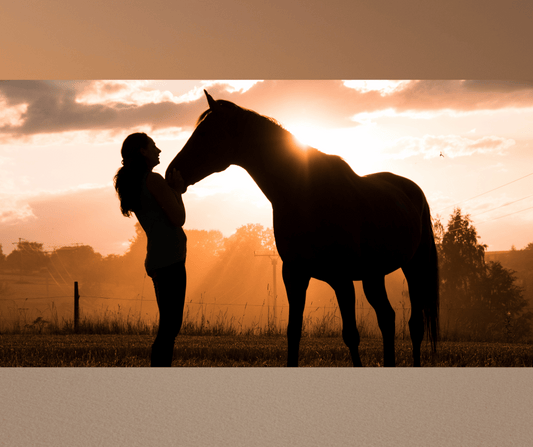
[134,174,187,274]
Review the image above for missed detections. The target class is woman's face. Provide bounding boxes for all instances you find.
[140,138,161,169]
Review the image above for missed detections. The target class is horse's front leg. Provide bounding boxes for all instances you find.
[363,276,396,367]
[329,279,362,367]
[282,262,310,367]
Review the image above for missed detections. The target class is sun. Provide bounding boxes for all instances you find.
[284,122,385,176]
[285,123,324,149]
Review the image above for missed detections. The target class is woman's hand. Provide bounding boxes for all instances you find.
[167,168,186,194]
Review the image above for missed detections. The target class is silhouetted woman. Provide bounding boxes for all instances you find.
[114,132,187,366]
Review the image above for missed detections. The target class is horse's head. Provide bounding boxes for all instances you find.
[166,90,244,189]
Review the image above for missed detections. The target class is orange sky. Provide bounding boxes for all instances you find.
[1,79,533,255]
[2,1,533,442]
[2,1,533,256]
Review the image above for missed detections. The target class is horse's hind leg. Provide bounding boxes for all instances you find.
[402,263,436,367]
[330,280,362,367]
[402,238,439,367]
[401,270,424,367]
[282,262,310,367]
[362,277,396,367]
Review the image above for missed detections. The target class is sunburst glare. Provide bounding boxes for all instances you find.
[285,122,386,175]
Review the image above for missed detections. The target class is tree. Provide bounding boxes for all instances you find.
[185,229,225,295]
[438,208,532,341]
[0,244,5,270]
[220,224,275,262]
[482,261,533,341]
[439,209,487,325]
[186,229,224,264]
[48,245,104,293]
[5,241,48,274]
[50,245,103,276]
[0,244,11,297]
[101,222,146,286]
[431,215,445,247]
[187,224,277,323]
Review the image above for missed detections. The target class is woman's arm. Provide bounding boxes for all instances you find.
[145,172,186,227]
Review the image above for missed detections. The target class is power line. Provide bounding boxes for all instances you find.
[437,171,533,213]
[440,203,533,235]
[4,295,533,312]
[0,296,71,301]
[476,206,533,225]
[469,194,533,219]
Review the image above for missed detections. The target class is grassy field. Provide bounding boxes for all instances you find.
[3,274,533,367]
[2,333,533,367]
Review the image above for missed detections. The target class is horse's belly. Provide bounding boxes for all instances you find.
[274,211,420,278]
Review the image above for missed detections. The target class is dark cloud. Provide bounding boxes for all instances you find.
[2,80,533,140]
[213,80,369,128]
[395,80,533,112]
[0,81,209,138]
[462,80,533,92]
[203,80,533,126]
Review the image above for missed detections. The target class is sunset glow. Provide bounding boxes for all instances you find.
[1,80,533,256]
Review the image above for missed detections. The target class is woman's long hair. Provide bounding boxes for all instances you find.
[114,132,150,217]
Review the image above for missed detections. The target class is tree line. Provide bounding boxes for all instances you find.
[435,208,533,341]
[1,209,532,341]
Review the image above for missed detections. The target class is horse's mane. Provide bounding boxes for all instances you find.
[196,100,284,129]
[197,99,359,180]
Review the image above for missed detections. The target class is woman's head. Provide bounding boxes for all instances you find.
[121,132,162,170]
[115,132,157,217]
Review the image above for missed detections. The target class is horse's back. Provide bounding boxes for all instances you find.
[273,154,429,276]
[361,171,429,214]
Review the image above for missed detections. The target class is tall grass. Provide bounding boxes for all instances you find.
[3,297,533,367]
[0,294,380,338]
[1,295,530,344]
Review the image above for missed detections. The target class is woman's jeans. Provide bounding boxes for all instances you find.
[148,261,186,367]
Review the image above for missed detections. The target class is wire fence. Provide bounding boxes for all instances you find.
[3,293,533,310]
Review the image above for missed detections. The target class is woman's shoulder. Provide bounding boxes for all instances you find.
[146,171,165,182]
[145,172,167,191]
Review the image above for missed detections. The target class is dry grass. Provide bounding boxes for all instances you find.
[2,293,532,367]
[1,334,532,367]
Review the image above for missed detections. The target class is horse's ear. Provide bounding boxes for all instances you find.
[204,90,221,112]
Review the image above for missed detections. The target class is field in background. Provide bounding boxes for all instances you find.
[2,288,533,367]
[2,272,533,367]
[0,271,397,340]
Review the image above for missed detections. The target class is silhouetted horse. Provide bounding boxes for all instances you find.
[167,91,439,367]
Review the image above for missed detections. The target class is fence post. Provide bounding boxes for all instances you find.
[74,281,79,332]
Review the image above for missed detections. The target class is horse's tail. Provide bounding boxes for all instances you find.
[423,214,440,354]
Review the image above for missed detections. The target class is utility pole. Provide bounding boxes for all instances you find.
[74,281,80,332]
[12,238,26,282]
[254,248,280,329]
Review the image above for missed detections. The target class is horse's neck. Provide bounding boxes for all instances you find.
[238,127,313,205]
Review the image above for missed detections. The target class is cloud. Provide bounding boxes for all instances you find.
[344,80,533,116]
[2,80,533,142]
[343,80,411,96]
[388,134,516,159]
[0,194,35,224]
[0,81,210,140]
[0,180,273,257]
[0,185,137,256]
[462,80,533,93]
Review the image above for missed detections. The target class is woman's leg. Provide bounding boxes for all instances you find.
[150,261,186,367]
